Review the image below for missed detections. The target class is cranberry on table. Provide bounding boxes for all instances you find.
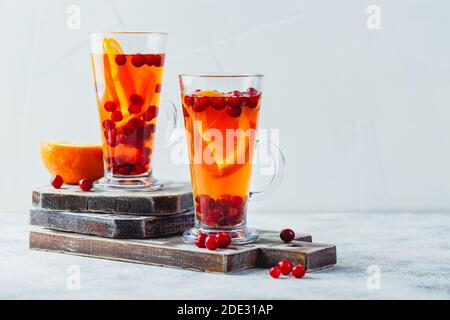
[280,228,295,243]
[292,265,306,278]
[195,233,207,248]
[216,232,232,248]
[79,178,93,192]
[51,175,64,189]
[115,54,127,66]
[278,259,293,275]
[205,235,218,250]
[269,266,281,279]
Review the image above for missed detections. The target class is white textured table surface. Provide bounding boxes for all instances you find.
[0,211,449,299]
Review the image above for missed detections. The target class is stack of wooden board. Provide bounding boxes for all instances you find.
[29,183,337,273]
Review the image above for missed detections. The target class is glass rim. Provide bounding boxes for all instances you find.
[179,73,264,78]
[89,31,168,36]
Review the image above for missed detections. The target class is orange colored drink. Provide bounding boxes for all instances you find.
[181,88,261,228]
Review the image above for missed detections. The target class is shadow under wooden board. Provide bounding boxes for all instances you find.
[29,229,336,274]
[32,182,194,216]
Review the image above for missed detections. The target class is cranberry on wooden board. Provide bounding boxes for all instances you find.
[205,235,218,250]
[51,175,64,189]
[269,266,281,278]
[292,265,306,278]
[280,228,295,243]
[79,178,93,191]
[216,232,232,248]
[195,233,207,248]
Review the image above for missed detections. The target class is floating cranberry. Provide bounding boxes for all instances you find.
[246,87,259,96]
[153,54,165,67]
[79,178,93,191]
[278,259,293,275]
[193,96,210,112]
[205,235,218,250]
[280,228,295,243]
[182,106,189,118]
[155,83,162,93]
[226,105,242,118]
[102,119,116,130]
[227,96,241,108]
[115,54,127,66]
[195,233,207,248]
[130,94,144,106]
[131,54,145,67]
[104,101,117,112]
[210,97,227,110]
[128,104,142,114]
[292,265,306,279]
[51,175,63,189]
[126,118,144,130]
[111,111,123,122]
[269,266,281,279]
[245,96,259,109]
[232,90,243,97]
[184,95,194,107]
[216,232,232,248]
[143,106,158,121]
[144,54,155,66]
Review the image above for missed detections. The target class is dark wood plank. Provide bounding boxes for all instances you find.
[30,209,194,239]
[29,229,335,273]
[32,182,194,216]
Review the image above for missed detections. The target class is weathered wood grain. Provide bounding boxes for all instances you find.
[29,229,336,273]
[32,182,194,216]
[30,209,195,238]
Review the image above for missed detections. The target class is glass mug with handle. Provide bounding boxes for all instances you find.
[90,32,177,191]
[179,74,285,244]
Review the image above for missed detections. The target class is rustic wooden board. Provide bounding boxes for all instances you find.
[32,182,194,216]
[30,209,195,239]
[29,229,336,273]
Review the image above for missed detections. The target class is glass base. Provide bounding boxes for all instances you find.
[93,175,165,191]
[182,226,258,245]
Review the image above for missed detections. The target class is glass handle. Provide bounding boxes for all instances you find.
[160,95,179,147]
[249,139,285,201]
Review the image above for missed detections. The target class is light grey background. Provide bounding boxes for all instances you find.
[1,0,450,213]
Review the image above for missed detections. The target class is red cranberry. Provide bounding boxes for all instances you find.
[102,119,116,130]
[226,105,242,118]
[106,129,118,147]
[117,132,128,144]
[155,83,162,93]
[145,54,155,66]
[131,54,145,67]
[153,54,165,67]
[280,228,295,243]
[198,195,215,212]
[205,235,218,250]
[79,178,93,191]
[230,195,243,208]
[111,111,123,122]
[227,207,239,218]
[130,94,144,106]
[193,96,209,112]
[182,106,189,118]
[245,96,259,109]
[292,265,306,278]
[227,96,241,108]
[246,87,259,96]
[143,124,156,138]
[184,95,194,107]
[143,105,158,121]
[210,97,227,110]
[232,90,243,97]
[195,233,207,248]
[206,208,221,225]
[269,266,281,279]
[104,101,117,112]
[126,118,144,130]
[115,54,127,66]
[216,232,232,248]
[128,104,142,114]
[51,175,63,189]
[278,259,293,275]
